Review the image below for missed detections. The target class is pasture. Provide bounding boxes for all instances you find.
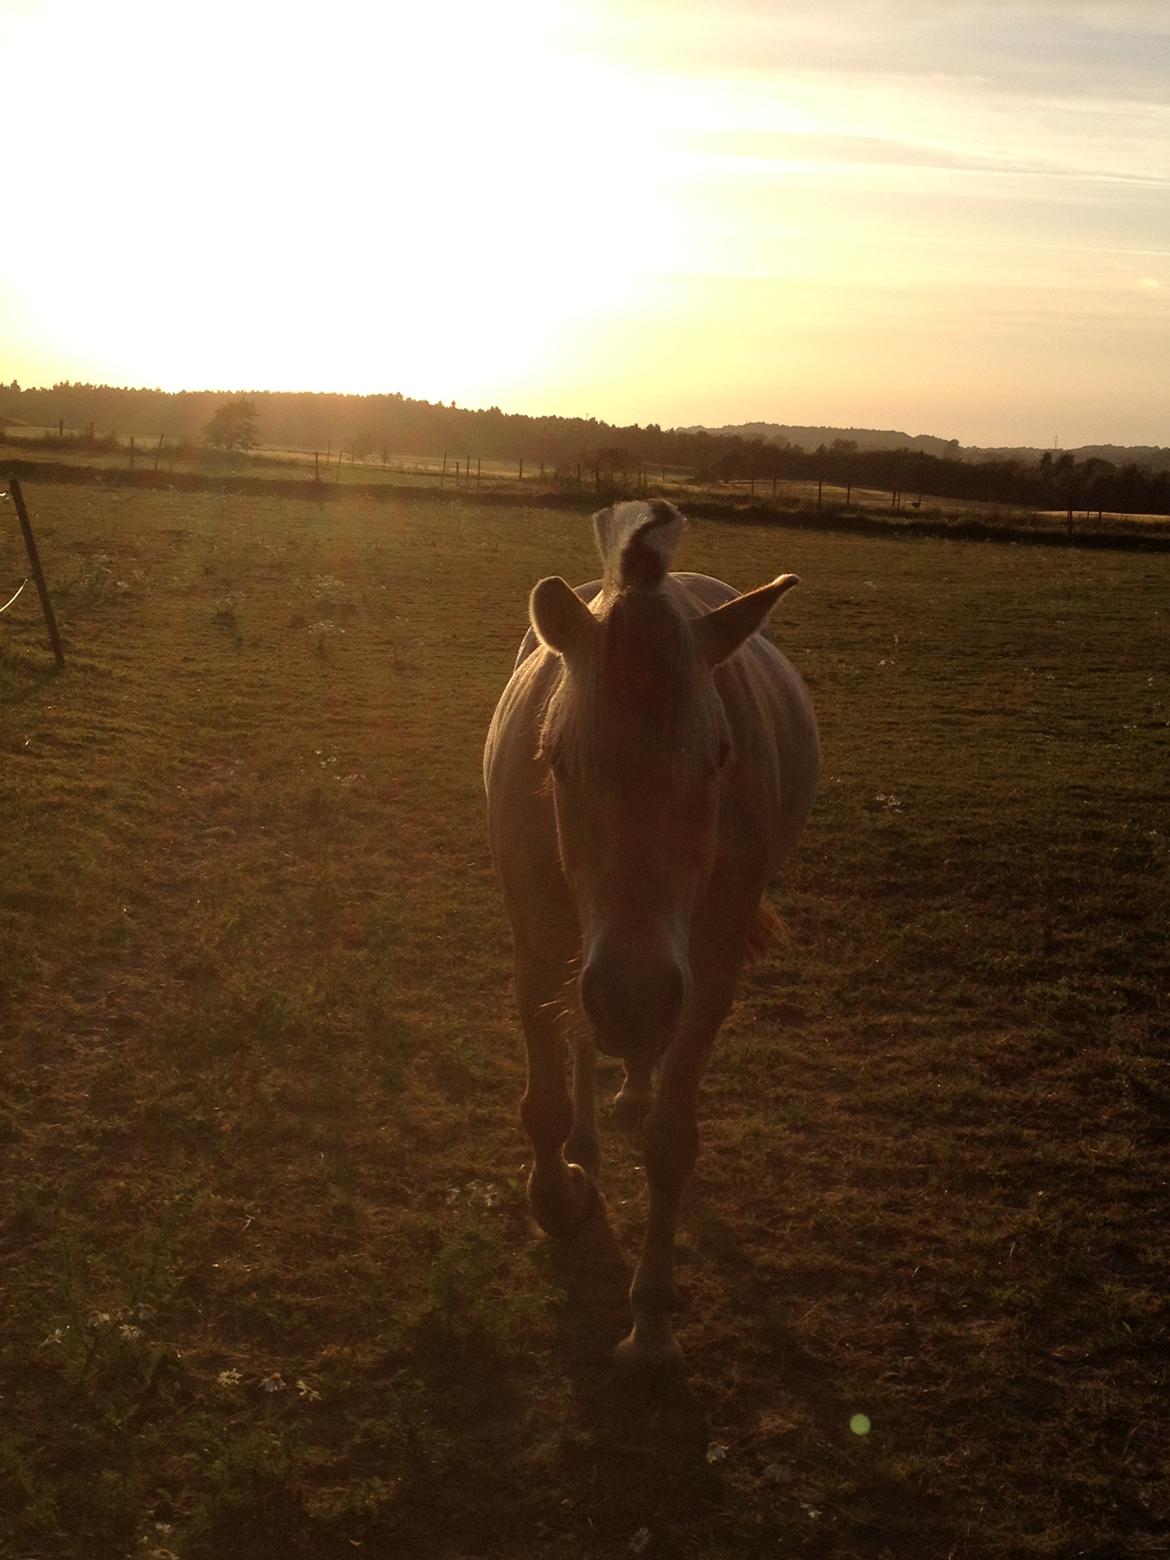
[1,481,1167,1558]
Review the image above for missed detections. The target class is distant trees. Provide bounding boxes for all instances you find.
[203,396,258,452]
[2,380,1168,515]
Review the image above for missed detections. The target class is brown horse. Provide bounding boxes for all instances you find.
[484,501,819,1365]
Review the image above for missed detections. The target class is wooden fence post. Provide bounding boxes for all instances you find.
[154,433,164,471]
[7,476,65,668]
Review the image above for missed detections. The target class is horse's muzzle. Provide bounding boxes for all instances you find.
[580,953,686,1062]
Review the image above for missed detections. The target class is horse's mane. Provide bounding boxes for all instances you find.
[539,585,724,791]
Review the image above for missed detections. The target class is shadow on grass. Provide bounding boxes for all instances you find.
[0,651,61,704]
[540,1194,962,1557]
[534,1202,734,1553]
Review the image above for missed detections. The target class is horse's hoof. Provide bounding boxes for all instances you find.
[529,1162,603,1238]
[614,1325,684,1371]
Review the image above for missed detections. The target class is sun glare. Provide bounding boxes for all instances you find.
[2,0,1166,442]
[3,0,673,403]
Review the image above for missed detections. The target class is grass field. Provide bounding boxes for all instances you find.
[1,479,1167,1558]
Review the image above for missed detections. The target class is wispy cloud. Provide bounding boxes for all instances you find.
[681,129,1170,187]
[579,1,1170,104]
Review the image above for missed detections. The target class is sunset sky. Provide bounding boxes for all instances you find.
[2,0,1167,446]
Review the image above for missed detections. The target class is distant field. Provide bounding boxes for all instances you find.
[1,482,1167,1558]
[6,433,1170,534]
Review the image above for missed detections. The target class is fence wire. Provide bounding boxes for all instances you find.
[0,576,29,614]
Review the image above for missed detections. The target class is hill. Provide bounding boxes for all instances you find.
[693,421,1170,472]
[684,422,961,458]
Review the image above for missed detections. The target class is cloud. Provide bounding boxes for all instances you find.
[682,129,1169,186]
[577,1,1170,105]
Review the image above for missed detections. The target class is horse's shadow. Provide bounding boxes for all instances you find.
[530,1191,855,1552]
[532,1200,741,1549]
[537,1197,634,1369]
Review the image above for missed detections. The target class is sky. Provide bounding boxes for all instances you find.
[1,0,1167,446]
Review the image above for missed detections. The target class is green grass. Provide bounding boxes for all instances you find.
[1,481,1167,1557]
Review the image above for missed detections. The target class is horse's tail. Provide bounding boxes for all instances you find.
[745,897,787,965]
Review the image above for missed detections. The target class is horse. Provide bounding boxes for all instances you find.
[484,500,820,1365]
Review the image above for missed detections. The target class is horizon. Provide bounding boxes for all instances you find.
[2,0,1167,449]
[4,377,1166,454]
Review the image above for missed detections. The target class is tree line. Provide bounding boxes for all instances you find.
[2,380,1167,515]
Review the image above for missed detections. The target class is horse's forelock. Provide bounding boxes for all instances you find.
[594,500,685,592]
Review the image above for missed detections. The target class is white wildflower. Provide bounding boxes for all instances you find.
[629,1528,652,1555]
[259,1372,287,1393]
[705,1441,728,1465]
[216,1368,243,1388]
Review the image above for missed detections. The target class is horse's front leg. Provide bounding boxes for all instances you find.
[615,913,751,1366]
[516,950,600,1237]
[614,1043,703,1366]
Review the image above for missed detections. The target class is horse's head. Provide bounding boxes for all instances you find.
[529,502,797,1064]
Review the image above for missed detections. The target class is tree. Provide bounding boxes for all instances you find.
[203,396,258,452]
[592,446,637,482]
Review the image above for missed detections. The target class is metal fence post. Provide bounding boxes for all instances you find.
[7,476,65,668]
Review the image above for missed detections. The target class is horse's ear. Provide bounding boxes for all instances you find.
[694,575,800,667]
[530,576,598,661]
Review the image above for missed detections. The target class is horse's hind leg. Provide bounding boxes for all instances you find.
[613,1059,654,1130]
[516,952,599,1237]
[565,1030,601,1181]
